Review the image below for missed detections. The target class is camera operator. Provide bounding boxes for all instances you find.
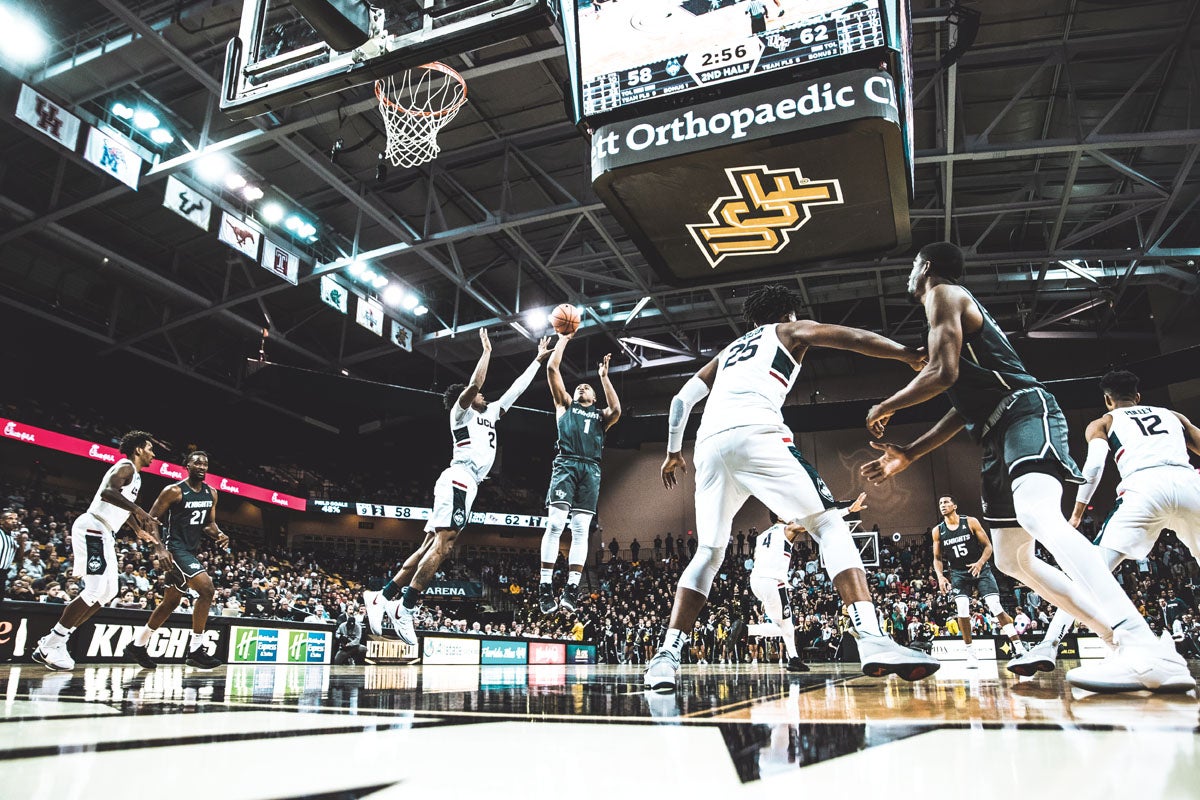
[333,605,368,665]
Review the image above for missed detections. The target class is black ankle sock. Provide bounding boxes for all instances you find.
[401,586,421,610]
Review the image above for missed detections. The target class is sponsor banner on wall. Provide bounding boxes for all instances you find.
[365,638,419,664]
[230,625,331,664]
[218,211,262,259]
[529,641,566,665]
[481,639,528,665]
[566,644,596,664]
[261,238,301,285]
[0,417,306,510]
[319,275,349,314]
[84,126,143,189]
[1075,635,1108,660]
[15,83,81,150]
[421,635,481,665]
[162,175,212,230]
[930,637,998,661]
[424,581,483,599]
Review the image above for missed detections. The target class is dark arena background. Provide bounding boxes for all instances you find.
[0,0,1198,797]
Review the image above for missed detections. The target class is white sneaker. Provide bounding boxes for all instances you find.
[363,590,387,636]
[965,649,980,669]
[32,635,75,671]
[393,605,418,646]
[1007,640,1058,677]
[644,650,680,692]
[1066,632,1196,693]
[857,635,941,681]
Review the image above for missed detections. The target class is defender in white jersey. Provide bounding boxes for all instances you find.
[365,330,553,643]
[645,285,939,691]
[33,431,161,670]
[1011,369,1200,676]
[749,493,867,672]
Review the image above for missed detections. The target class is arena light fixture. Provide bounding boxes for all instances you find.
[223,172,247,191]
[599,300,611,310]
[285,215,303,232]
[372,274,389,289]
[361,268,378,283]
[297,222,317,239]
[401,293,420,311]
[0,6,49,64]
[132,108,160,130]
[149,127,174,145]
[527,310,549,329]
[347,260,367,277]
[111,102,134,120]
[195,152,230,183]
[413,304,428,316]
[241,185,264,202]
[261,202,285,224]
[382,285,405,306]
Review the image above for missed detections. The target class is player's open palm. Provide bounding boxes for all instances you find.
[598,353,612,378]
[661,452,687,489]
[860,441,911,484]
[479,327,492,351]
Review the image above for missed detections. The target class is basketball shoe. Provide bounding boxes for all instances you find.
[392,605,418,646]
[644,649,680,692]
[126,642,158,670]
[559,584,580,613]
[538,584,558,615]
[32,636,74,671]
[857,635,941,681]
[363,590,387,635]
[1065,630,1195,693]
[785,657,810,673]
[186,648,224,670]
[1006,640,1059,677]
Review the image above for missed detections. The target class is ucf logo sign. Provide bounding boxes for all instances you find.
[686,165,844,268]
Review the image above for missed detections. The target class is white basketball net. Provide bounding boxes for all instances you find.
[376,62,468,169]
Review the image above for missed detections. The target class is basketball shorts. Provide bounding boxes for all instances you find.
[750,575,792,626]
[980,388,1084,526]
[694,425,837,550]
[426,465,479,533]
[165,542,206,591]
[545,457,601,514]
[1095,466,1200,560]
[71,513,118,605]
[949,564,1000,599]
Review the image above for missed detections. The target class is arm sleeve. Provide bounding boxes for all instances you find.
[496,358,541,413]
[667,376,710,453]
[1074,437,1110,505]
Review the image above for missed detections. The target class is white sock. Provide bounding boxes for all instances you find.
[848,601,883,637]
[777,619,798,659]
[567,571,582,587]
[189,633,205,652]
[662,628,689,659]
[1001,623,1025,653]
[44,623,73,646]
[539,568,553,585]
[1044,609,1074,647]
[134,626,153,647]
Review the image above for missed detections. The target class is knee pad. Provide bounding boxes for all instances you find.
[955,595,971,618]
[805,510,862,580]
[541,505,570,563]
[984,593,1005,617]
[568,512,591,547]
[679,544,726,596]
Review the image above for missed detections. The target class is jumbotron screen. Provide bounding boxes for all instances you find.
[574,0,889,117]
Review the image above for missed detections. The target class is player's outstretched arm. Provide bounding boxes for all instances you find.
[865,284,967,438]
[1172,410,1200,457]
[662,357,718,489]
[598,353,621,429]
[457,328,493,409]
[496,336,552,417]
[1070,416,1112,528]
[546,333,573,408]
[146,484,179,538]
[783,320,925,368]
[860,407,967,484]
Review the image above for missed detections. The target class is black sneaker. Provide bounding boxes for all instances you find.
[538,584,558,615]
[786,657,810,673]
[185,649,224,670]
[559,584,580,613]
[126,643,158,670]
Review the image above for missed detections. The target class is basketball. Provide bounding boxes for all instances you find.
[550,303,581,335]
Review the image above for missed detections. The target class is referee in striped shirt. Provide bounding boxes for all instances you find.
[0,509,20,603]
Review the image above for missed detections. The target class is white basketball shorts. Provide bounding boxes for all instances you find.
[1096,466,1200,560]
[693,424,837,550]
[425,465,479,534]
[71,512,119,605]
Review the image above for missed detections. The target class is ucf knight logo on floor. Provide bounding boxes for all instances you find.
[687,165,844,268]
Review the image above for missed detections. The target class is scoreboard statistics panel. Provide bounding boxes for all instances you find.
[573,0,888,118]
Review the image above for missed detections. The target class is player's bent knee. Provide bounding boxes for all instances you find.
[954,595,971,618]
[806,511,862,578]
[679,544,725,596]
[984,594,1005,616]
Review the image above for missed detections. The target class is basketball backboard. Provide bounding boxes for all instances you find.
[221,0,558,119]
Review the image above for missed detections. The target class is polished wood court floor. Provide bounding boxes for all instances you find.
[0,660,1196,799]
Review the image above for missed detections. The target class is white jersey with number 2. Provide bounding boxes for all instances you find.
[449,403,502,484]
[697,324,801,443]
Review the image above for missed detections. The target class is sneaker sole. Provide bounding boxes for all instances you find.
[32,650,72,671]
[644,678,677,692]
[785,666,810,673]
[185,660,221,670]
[539,603,558,615]
[1006,658,1055,677]
[862,660,941,681]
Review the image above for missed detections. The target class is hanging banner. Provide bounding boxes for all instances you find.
[162,175,212,230]
[355,296,384,336]
[390,319,413,352]
[218,212,262,259]
[14,84,81,151]
[261,238,301,285]
[83,126,142,189]
[320,275,349,314]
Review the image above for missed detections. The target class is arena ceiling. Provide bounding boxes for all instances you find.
[1,0,1198,432]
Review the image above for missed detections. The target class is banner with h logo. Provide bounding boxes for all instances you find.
[14,84,81,151]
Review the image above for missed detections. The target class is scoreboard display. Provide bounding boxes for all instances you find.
[567,0,890,119]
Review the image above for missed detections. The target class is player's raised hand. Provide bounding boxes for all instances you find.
[536,336,553,363]
[860,441,912,484]
[866,404,893,439]
[479,328,492,351]
[849,491,868,513]
[598,353,612,378]
[661,452,687,489]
